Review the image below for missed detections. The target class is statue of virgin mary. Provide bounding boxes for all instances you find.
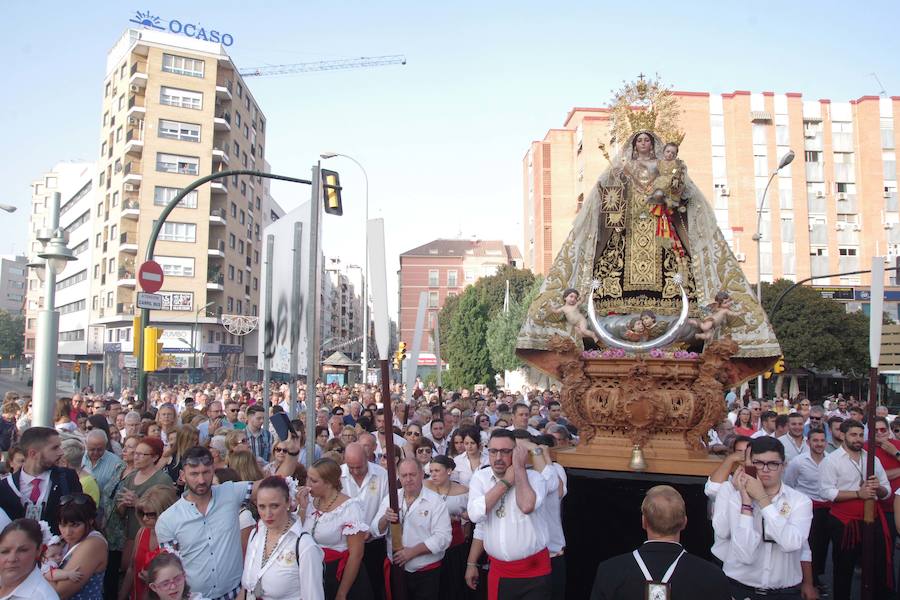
[517,80,780,382]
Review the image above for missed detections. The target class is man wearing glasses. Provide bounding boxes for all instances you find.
[712,436,813,599]
[820,419,891,599]
[223,400,244,430]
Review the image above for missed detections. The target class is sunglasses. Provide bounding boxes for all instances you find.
[137,511,158,519]
[406,431,421,437]
[273,447,287,453]
[60,494,92,507]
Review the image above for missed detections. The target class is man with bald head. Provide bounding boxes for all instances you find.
[590,486,730,599]
[342,442,390,600]
[358,432,377,463]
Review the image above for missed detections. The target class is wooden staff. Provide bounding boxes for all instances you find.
[381,359,406,600]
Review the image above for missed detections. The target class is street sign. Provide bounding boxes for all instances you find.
[138,261,164,293]
[136,292,163,310]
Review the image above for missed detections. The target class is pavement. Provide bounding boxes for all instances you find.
[0,372,71,399]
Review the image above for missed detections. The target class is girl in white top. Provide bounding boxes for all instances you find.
[452,428,487,486]
[241,477,324,600]
[0,519,59,600]
[425,455,470,600]
[297,458,372,600]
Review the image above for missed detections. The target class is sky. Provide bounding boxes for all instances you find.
[2,1,899,316]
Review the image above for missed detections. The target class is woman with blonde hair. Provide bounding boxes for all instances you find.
[227,449,265,482]
[162,424,198,483]
[118,484,179,600]
[224,429,251,456]
[340,425,357,446]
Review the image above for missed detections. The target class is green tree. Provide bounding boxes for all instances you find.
[486,277,543,373]
[0,310,24,358]
[444,288,492,389]
[762,280,869,377]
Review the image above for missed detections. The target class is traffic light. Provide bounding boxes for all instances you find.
[773,356,786,374]
[321,169,343,216]
[143,327,164,371]
[398,341,407,363]
[132,317,142,357]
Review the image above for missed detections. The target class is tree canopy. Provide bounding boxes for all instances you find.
[0,310,24,359]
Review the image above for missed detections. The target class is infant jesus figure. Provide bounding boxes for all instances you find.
[552,288,599,343]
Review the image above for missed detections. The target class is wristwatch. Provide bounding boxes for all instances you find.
[530,447,544,457]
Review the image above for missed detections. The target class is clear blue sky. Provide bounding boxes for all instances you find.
[2,1,898,311]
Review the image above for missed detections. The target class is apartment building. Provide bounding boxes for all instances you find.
[322,259,363,361]
[0,256,27,316]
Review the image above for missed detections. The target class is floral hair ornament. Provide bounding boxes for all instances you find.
[38,521,52,546]
[284,476,300,511]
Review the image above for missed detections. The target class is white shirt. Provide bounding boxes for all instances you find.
[428,435,449,456]
[711,479,812,589]
[467,467,549,561]
[540,463,567,554]
[373,488,452,572]
[751,429,776,439]
[506,425,541,437]
[0,566,60,600]
[819,446,890,501]
[17,469,51,508]
[374,433,407,462]
[301,497,368,551]
[340,462,389,527]
[777,434,808,462]
[783,453,827,502]
[241,520,324,600]
[453,453,488,487]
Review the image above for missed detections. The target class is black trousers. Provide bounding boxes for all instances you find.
[404,567,441,600]
[810,506,830,581]
[727,580,800,600]
[363,537,387,600]
[496,574,552,600]
[550,555,566,600]
[828,515,892,600]
[324,557,374,600]
[103,549,121,600]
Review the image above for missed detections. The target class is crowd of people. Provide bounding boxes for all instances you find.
[0,381,574,599]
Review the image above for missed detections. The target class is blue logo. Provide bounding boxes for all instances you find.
[128,10,234,47]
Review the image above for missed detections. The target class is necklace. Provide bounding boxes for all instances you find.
[436,482,452,500]
[261,519,293,564]
[310,491,340,541]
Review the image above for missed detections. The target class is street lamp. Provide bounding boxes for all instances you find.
[320,152,370,384]
[753,149,795,398]
[0,204,16,213]
[193,301,215,369]
[29,193,76,426]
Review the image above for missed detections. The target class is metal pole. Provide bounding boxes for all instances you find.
[754,170,778,400]
[32,192,61,427]
[305,164,322,462]
[262,234,275,432]
[361,166,369,389]
[289,222,303,419]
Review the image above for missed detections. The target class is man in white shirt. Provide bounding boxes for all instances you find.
[783,427,830,593]
[819,419,892,600]
[777,413,808,462]
[712,435,813,599]
[374,459,451,599]
[465,429,552,599]
[342,442,390,600]
[507,403,541,436]
[374,409,406,463]
[750,411,777,439]
[426,418,449,456]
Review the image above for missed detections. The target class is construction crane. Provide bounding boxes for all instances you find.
[239,54,406,78]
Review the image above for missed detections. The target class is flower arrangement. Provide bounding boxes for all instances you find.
[581,348,700,360]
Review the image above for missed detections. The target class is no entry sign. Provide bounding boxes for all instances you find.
[138,260,165,294]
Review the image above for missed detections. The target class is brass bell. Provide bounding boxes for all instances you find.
[629,444,648,472]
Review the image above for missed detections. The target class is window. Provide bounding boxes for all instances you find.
[156,153,199,175]
[447,270,458,287]
[428,291,439,308]
[154,186,198,208]
[229,233,236,249]
[162,53,205,78]
[227,297,234,311]
[56,270,87,291]
[464,269,475,283]
[111,191,119,207]
[64,211,90,234]
[157,222,196,242]
[235,112,242,128]
[230,202,237,217]
[160,86,202,110]
[428,270,439,286]
[72,240,88,256]
[228,265,235,280]
[59,330,85,342]
[58,300,86,315]
[101,141,107,156]
[159,119,201,142]
[157,256,195,277]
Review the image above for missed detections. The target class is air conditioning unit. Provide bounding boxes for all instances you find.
[885,222,895,230]
[127,117,139,126]
[129,84,140,93]
[720,187,731,197]
[735,252,747,262]
[835,223,846,231]
[816,191,826,199]
[836,192,847,201]
[124,183,136,192]
[852,224,862,231]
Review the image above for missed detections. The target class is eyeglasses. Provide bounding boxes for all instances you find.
[137,511,158,519]
[750,460,784,472]
[152,573,185,590]
[227,408,238,413]
[487,448,514,456]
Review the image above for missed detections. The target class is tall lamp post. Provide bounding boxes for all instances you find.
[320,152,370,385]
[753,149,795,399]
[192,301,214,369]
[28,192,76,426]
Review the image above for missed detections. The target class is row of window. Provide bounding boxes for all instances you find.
[428,269,459,287]
[58,300,86,315]
[56,270,87,291]
[59,330,85,342]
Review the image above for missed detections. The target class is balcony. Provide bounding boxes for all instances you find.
[210,179,227,194]
[117,268,136,288]
[129,62,148,88]
[120,232,138,253]
[209,208,227,225]
[125,127,144,155]
[123,161,142,187]
[208,240,226,258]
[212,146,229,165]
[122,200,140,220]
[215,79,232,101]
[214,110,231,131]
[207,273,225,291]
[127,95,146,118]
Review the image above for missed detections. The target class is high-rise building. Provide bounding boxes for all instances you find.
[92,28,280,386]
[523,92,899,306]
[25,161,99,390]
[398,239,522,353]
[322,258,363,360]
[0,256,28,316]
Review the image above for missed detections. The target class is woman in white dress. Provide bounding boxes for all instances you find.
[424,456,471,600]
[296,458,371,600]
[241,476,324,600]
[452,428,487,487]
[0,519,59,600]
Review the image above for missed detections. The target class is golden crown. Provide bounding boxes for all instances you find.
[608,74,684,148]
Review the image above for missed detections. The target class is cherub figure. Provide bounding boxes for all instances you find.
[694,291,742,341]
[623,317,646,341]
[552,288,599,342]
[639,310,671,340]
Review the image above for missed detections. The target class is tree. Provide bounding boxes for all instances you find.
[0,310,24,358]
[444,288,492,389]
[486,277,543,373]
[761,280,869,377]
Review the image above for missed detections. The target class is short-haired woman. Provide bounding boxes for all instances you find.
[297,458,371,600]
[241,476,324,599]
[425,455,470,600]
[0,519,58,599]
[118,484,178,600]
[60,438,100,505]
[52,493,108,599]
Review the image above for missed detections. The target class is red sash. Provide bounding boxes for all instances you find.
[649,204,685,257]
[830,498,892,587]
[450,519,465,547]
[811,500,831,510]
[323,548,350,582]
[383,557,441,600]
[487,549,551,600]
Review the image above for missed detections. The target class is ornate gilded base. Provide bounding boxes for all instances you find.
[557,338,739,466]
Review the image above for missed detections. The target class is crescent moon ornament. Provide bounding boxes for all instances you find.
[588,274,691,352]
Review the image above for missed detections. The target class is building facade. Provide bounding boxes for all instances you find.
[322,258,363,362]
[523,92,900,298]
[90,28,279,387]
[0,256,28,316]
[398,239,522,352]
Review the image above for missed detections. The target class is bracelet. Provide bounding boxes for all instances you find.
[740,504,753,512]
[466,562,479,568]
[498,478,513,490]
[287,450,300,456]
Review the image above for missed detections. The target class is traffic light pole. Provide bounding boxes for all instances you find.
[137,169,312,409]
